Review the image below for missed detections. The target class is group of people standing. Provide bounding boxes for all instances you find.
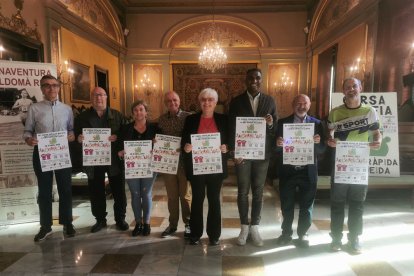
[24,69,381,255]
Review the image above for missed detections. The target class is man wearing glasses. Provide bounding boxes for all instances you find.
[24,74,76,242]
[75,87,129,233]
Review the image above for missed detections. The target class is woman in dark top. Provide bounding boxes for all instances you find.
[181,88,228,246]
[118,100,159,237]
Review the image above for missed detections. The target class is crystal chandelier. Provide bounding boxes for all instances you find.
[198,36,227,73]
[198,1,228,75]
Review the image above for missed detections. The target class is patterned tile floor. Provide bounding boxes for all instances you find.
[0,175,414,275]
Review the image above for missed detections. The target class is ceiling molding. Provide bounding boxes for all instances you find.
[111,0,313,13]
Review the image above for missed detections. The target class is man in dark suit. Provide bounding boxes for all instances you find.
[229,68,277,247]
[275,94,325,248]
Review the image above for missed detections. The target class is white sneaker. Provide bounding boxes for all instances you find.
[237,224,250,246]
[250,225,264,247]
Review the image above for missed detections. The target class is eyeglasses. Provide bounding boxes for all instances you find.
[93,94,107,98]
[41,83,60,89]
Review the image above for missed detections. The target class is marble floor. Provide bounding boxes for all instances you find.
[0,175,414,276]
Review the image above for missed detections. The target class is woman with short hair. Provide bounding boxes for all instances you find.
[181,88,229,245]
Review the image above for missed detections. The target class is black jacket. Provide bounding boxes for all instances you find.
[228,91,278,159]
[181,112,229,181]
[74,107,128,177]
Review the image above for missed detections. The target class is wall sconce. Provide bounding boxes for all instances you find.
[409,42,414,72]
[273,72,294,94]
[57,60,74,86]
[345,57,368,81]
[135,73,157,103]
[0,45,5,59]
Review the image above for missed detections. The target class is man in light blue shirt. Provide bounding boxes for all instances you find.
[24,74,76,242]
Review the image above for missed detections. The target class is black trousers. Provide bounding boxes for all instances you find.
[33,148,73,228]
[279,170,316,237]
[87,166,127,223]
[189,174,223,240]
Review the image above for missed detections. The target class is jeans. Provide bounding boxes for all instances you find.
[163,165,191,228]
[190,174,223,240]
[127,174,156,224]
[33,148,73,228]
[330,182,368,240]
[279,171,316,237]
[88,166,127,223]
[236,159,270,225]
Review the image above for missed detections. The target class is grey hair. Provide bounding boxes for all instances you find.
[198,88,218,102]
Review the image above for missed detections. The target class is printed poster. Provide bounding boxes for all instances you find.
[0,61,55,140]
[332,92,399,177]
[82,128,111,166]
[124,140,152,179]
[191,133,222,175]
[0,141,38,224]
[234,117,266,160]
[334,141,370,185]
[37,131,72,172]
[283,123,314,165]
[152,134,181,174]
[0,61,56,225]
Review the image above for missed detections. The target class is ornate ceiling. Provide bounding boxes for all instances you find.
[111,0,319,13]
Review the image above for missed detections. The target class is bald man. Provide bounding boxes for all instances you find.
[157,91,192,238]
[275,94,325,248]
[75,87,129,233]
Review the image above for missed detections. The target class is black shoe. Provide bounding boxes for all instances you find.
[346,238,362,255]
[34,227,52,242]
[276,234,292,246]
[294,235,309,248]
[161,226,177,238]
[330,240,342,252]
[184,224,191,239]
[142,224,151,236]
[190,237,200,245]
[63,224,76,238]
[116,220,129,231]
[132,223,143,237]
[209,238,220,246]
[91,220,107,233]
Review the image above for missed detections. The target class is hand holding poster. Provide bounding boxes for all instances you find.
[234,117,266,160]
[334,141,370,185]
[331,92,399,177]
[124,140,152,179]
[82,128,111,166]
[191,133,222,175]
[151,134,181,174]
[283,123,314,165]
[37,131,72,172]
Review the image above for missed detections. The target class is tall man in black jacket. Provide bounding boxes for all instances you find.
[229,68,277,247]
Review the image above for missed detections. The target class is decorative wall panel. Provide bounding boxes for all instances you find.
[172,64,257,113]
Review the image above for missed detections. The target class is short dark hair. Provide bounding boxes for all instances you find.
[131,99,149,113]
[246,68,261,76]
[40,74,59,84]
